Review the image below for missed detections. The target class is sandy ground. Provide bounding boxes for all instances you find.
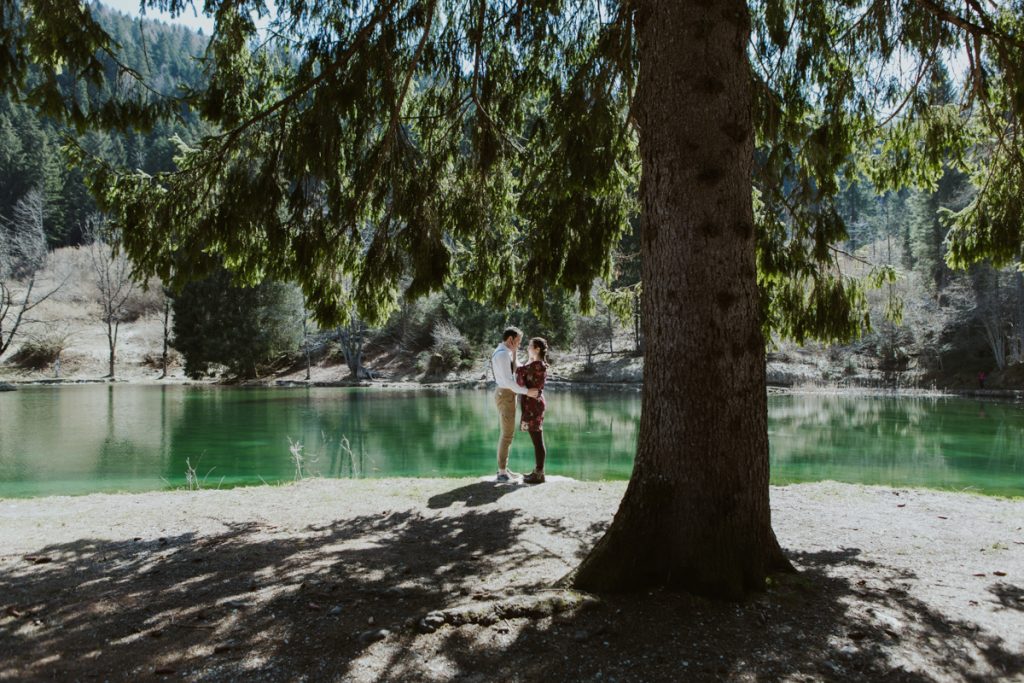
[1,479,1021,682]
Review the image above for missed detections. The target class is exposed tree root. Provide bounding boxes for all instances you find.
[414,590,600,632]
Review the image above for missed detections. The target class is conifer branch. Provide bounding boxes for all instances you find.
[338,0,439,239]
[874,50,938,130]
[211,0,401,146]
[912,0,1024,50]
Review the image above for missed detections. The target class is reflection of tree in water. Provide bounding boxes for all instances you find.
[298,390,642,481]
[547,392,640,479]
[293,391,482,478]
[164,387,316,485]
[96,385,171,485]
[983,409,1024,481]
[154,388,1024,493]
[0,386,186,495]
[768,395,1024,493]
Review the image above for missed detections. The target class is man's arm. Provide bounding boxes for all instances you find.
[492,348,528,394]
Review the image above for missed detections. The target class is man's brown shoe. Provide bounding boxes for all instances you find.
[523,471,545,484]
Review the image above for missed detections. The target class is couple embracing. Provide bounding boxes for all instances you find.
[490,327,549,484]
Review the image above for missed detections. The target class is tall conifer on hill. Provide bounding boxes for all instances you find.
[3,0,1024,596]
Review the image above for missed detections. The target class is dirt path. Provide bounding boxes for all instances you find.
[1,479,1022,682]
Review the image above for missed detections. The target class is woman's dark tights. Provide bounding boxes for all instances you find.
[528,430,546,471]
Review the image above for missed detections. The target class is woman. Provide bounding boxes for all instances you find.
[515,337,549,484]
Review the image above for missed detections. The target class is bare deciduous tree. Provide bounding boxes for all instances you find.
[0,190,66,360]
[85,219,137,378]
[158,285,172,379]
[971,266,1013,372]
[302,308,313,380]
[336,313,370,379]
[1009,272,1024,366]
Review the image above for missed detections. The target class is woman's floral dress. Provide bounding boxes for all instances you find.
[515,360,548,432]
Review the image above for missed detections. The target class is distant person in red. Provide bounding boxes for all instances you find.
[516,337,549,484]
[978,371,987,389]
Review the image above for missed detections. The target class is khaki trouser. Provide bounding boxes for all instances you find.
[495,388,517,470]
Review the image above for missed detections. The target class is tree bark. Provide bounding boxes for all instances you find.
[573,0,792,598]
[632,291,642,354]
[1013,271,1024,364]
[160,298,170,379]
[107,319,116,379]
[303,313,312,380]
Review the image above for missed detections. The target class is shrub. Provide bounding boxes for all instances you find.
[575,315,608,371]
[429,322,471,373]
[119,286,165,323]
[142,349,182,369]
[415,351,431,373]
[8,337,66,369]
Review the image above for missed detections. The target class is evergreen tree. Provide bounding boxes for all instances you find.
[442,285,576,348]
[171,268,304,379]
[910,168,971,295]
[6,0,1024,597]
[906,65,973,296]
[836,179,878,252]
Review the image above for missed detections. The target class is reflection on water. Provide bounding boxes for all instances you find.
[769,394,1024,496]
[0,386,1021,497]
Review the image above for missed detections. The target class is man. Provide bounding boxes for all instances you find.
[491,327,539,482]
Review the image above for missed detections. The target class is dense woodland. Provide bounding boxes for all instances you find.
[0,3,1020,387]
[0,2,208,246]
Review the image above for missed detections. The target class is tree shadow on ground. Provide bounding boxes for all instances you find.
[1,486,1022,682]
[990,582,1024,612]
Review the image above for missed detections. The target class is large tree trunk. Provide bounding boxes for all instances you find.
[573,0,791,598]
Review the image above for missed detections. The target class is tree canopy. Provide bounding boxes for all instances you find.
[3,1,1022,338]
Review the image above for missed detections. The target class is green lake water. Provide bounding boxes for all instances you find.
[0,385,1021,498]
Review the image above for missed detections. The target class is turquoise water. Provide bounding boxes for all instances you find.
[0,385,1021,497]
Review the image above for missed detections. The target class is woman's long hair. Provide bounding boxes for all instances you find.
[530,337,548,363]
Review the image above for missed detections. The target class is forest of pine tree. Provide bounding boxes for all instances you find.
[0,1,207,247]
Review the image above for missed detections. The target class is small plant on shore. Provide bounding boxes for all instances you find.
[415,351,430,373]
[184,456,218,490]
[288,437,305,481]
[184,457,199,491]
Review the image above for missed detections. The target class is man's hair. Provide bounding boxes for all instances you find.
[502,326,522,341]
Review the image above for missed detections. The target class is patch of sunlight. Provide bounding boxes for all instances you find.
[164,572,216,592]
[32,654,61,668]
[108,630,148,647]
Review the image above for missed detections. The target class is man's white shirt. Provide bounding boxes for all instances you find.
[492,344,528,394]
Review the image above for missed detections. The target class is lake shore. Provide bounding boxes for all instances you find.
[6,374,1024,403]
[2,478,1022,681]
